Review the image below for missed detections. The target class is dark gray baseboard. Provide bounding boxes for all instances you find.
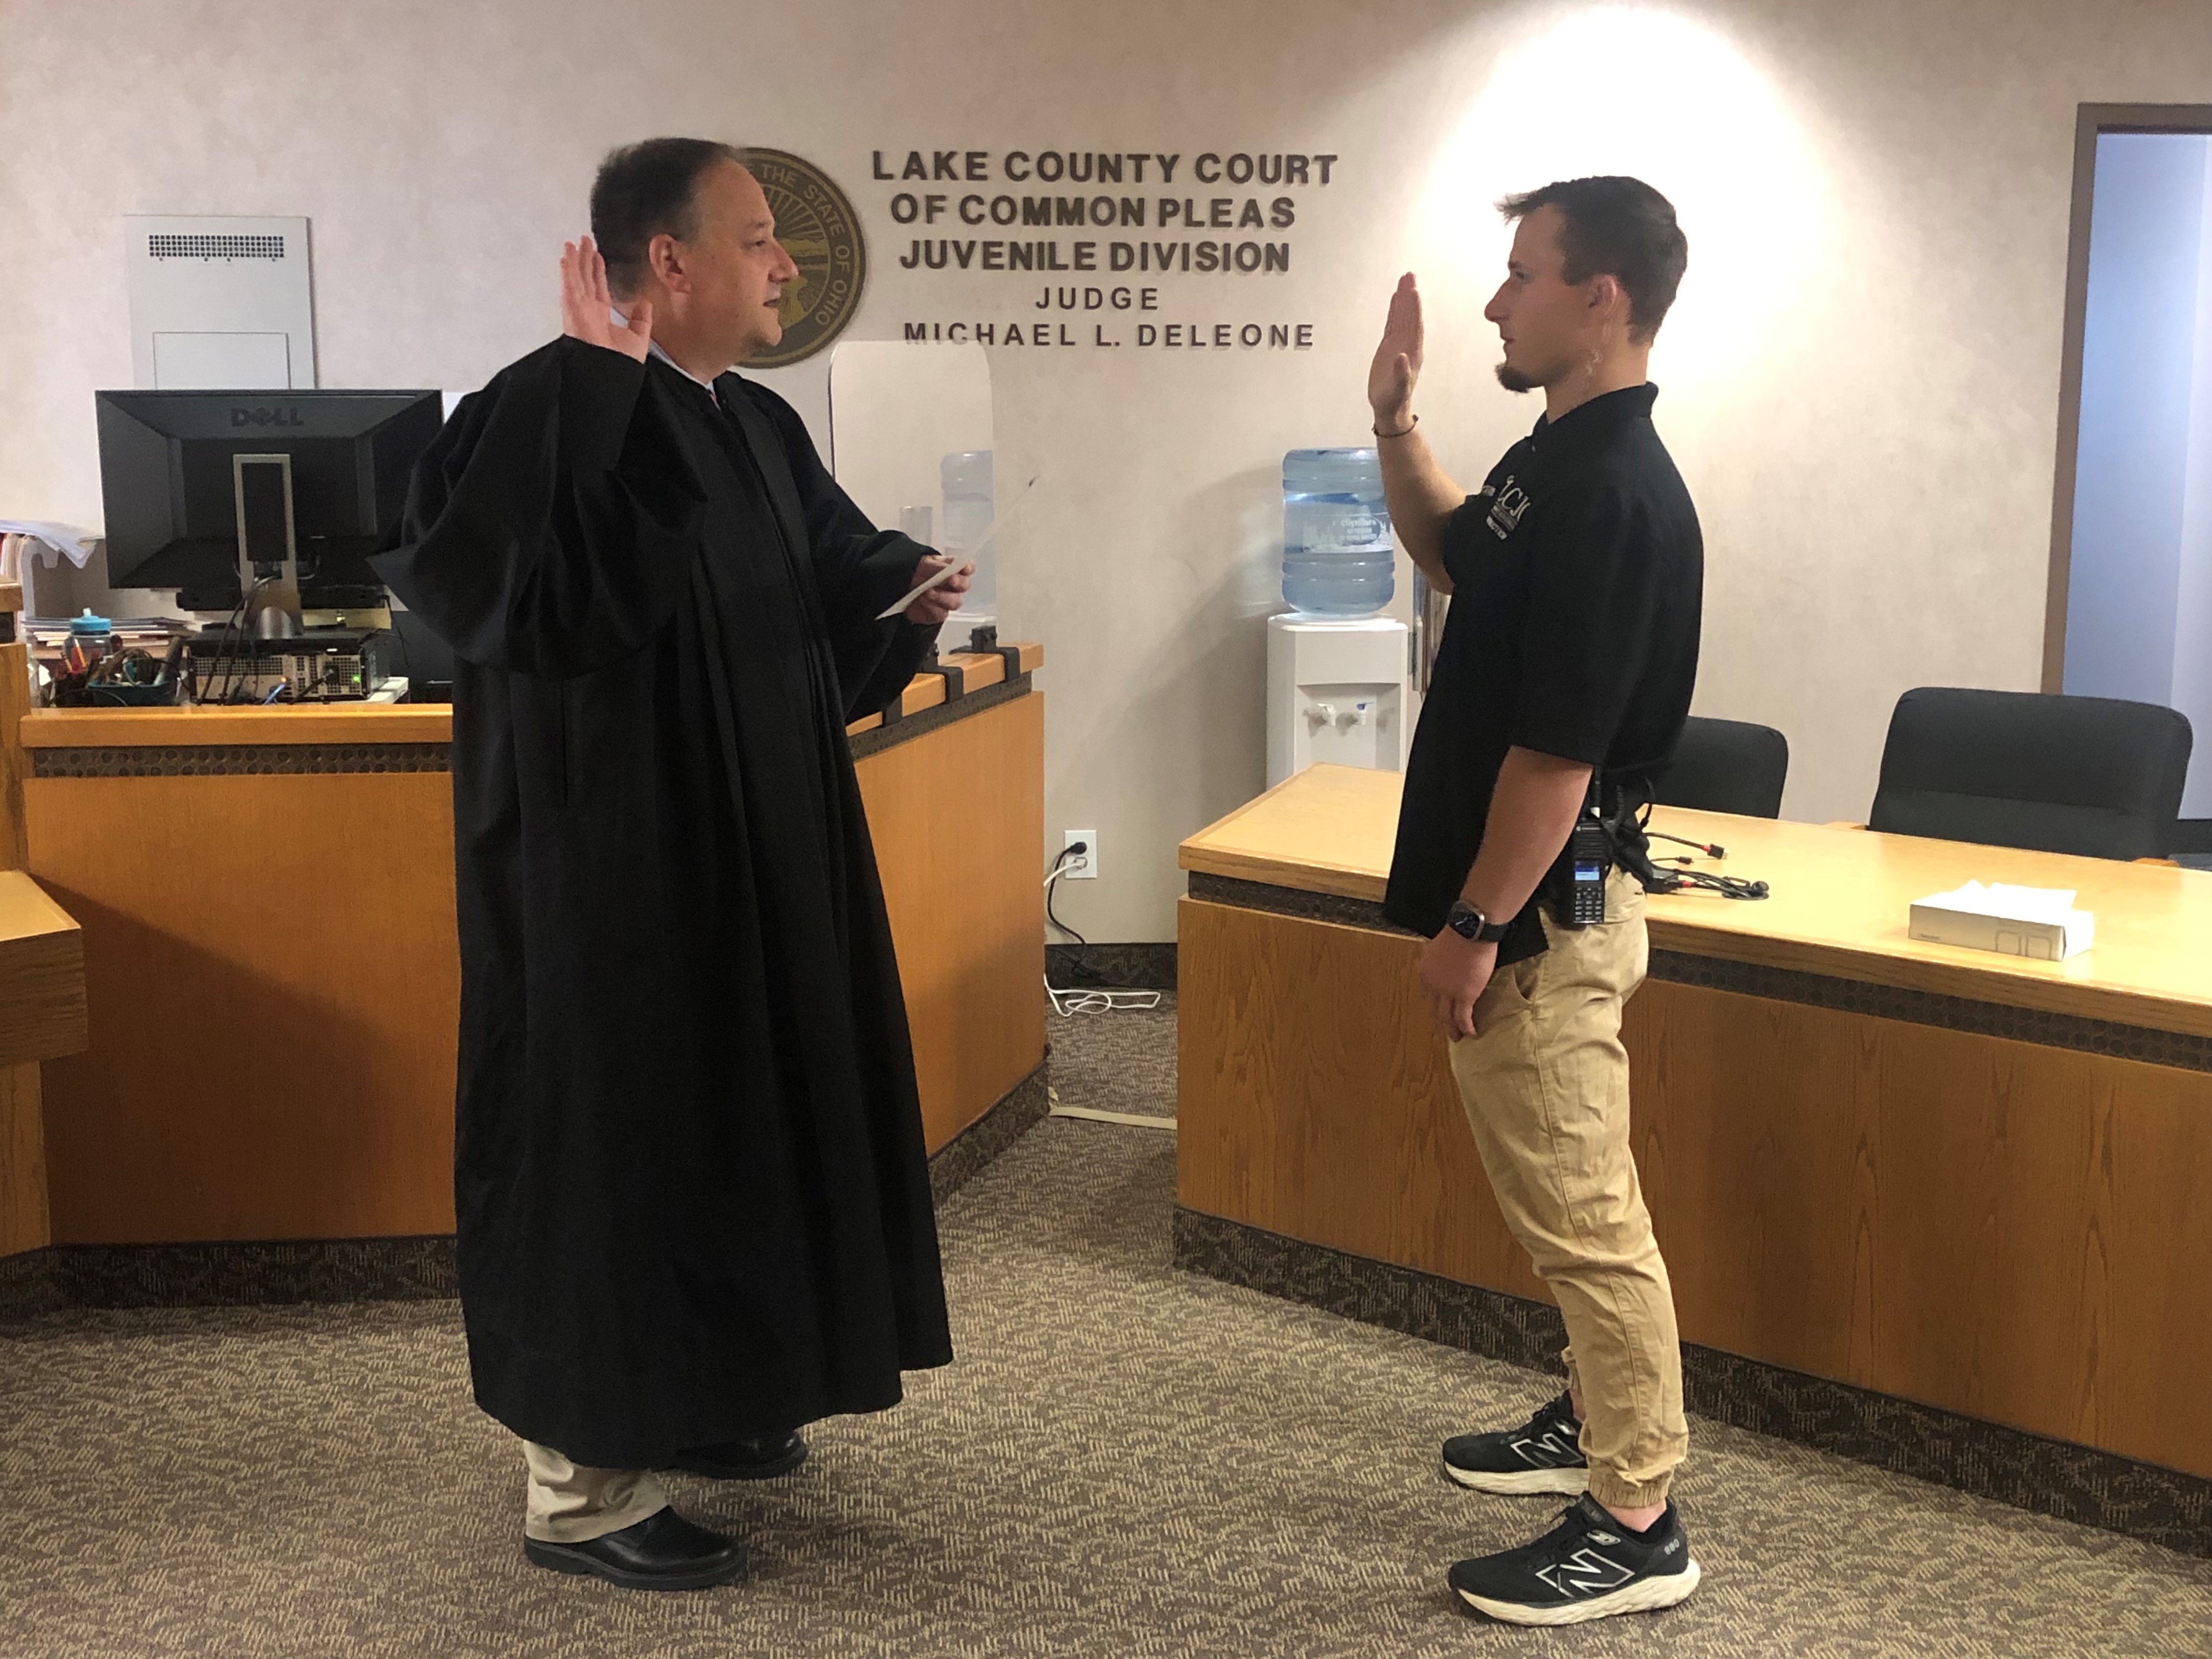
[1046,943,1177,990]
[0,1064,1052,1321]
[0,1245,62,1319]
[31,1234,459,1312]
[929,1062,1050,1203]
[1172,1206,2212,1560]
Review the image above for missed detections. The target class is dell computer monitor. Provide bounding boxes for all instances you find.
[94,388,443,612]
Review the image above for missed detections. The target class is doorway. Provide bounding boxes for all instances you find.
[2048,106,2212,838]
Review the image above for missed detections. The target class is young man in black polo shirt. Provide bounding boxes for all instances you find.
[1368,176,1703,1626]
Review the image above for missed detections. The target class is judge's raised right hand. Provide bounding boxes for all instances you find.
[1367,272,1423,431]
[560,236,653,363]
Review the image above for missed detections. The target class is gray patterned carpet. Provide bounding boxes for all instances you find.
[5,995,2211,1657]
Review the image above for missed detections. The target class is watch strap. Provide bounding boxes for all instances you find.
[1448,900,1512,943]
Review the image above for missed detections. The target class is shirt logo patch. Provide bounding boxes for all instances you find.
[1486,478,1532,539]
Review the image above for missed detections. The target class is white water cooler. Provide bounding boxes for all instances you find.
[1266,614,1412,788]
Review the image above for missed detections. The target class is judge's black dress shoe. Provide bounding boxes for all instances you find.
[523,1506,746,1590]
[668,1431,809,1480]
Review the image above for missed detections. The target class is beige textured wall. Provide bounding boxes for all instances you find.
[4,0,2210,939]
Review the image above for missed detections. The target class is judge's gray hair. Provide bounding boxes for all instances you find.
[590,137,749,296]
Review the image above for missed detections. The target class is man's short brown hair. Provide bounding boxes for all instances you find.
[590,137,748,296]
[1499,177,1688,341]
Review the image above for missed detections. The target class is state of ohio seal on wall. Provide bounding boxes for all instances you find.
[741,148,866,368]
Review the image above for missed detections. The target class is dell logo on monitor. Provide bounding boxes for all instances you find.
[230,407,304,428]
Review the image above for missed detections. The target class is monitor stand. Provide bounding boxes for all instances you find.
[232,452,305,639]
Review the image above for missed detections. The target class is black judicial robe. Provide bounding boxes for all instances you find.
[372,336,952,1469]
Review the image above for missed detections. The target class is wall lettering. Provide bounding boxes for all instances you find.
[869,146,1331,351]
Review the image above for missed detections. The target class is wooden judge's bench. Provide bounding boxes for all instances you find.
[0,643,1045,1276]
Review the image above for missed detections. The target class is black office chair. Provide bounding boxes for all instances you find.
[1868,687,2192,860]
[1648,716,1790,819]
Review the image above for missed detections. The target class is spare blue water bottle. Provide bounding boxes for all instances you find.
[1282,448,1394,618]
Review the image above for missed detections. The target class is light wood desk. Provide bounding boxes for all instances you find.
[20,647,1043,1249]
[1177,764,2212,1502]
[0,608,92,1263]
[0,871,90,1256]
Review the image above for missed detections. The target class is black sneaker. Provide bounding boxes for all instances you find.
[1449,1494,1700,1626]
[1442,1390,1588,1494]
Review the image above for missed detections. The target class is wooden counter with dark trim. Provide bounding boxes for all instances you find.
[0,872,89,1257]
[1175,763,2212,1555]
[15,646,1043,1251]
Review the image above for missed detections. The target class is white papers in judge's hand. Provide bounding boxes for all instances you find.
[873,479,1036,621]
[1908,881,2096,961]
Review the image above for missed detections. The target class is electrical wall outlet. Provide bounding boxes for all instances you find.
[1063,828,1098,879]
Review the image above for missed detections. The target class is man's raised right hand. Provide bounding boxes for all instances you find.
[1367,271,1423,431]
[560,235,653,362]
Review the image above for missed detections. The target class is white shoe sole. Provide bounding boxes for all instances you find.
[1441,1460,1590,1496]
[1457,1559,1701,1626]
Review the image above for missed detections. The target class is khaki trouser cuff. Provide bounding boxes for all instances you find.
[1588,1469,1674,1511]
[522,1440,672,1543]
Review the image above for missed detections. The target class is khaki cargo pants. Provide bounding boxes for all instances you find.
[1446,871,1688,1508]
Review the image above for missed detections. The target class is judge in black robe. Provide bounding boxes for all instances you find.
[371,143,961,1582]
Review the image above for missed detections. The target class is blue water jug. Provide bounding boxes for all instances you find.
[1282,448,1394,618]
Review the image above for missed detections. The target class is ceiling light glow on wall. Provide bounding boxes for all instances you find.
[1412,6,1835,390]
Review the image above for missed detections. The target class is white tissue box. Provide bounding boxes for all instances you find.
[1909,882,2095,962]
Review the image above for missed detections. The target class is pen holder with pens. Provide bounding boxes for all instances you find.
[53,613,185,707]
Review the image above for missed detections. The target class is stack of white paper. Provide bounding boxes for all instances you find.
[1908,881,2095,961]
[0,521,97,571]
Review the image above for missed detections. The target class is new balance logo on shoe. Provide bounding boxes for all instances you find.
[1533,1548,1634,1598]
[1450,1497,1702,1628]
[1509,1431,1578,1466]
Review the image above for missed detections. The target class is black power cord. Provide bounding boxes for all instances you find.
[191,595,247,705]
[1649,866,1770,901]
[199,576,272,705]
[1647,828,1726,859]
[1624,803,1769,901]
[212,582,256,703]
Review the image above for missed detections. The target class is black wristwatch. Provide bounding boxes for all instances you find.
[1446,900,1513,944]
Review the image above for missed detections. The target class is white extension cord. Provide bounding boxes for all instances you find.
[1039,842,1173,1124]
[1044,978,1162,1017]
[1046,1085,1175,1132]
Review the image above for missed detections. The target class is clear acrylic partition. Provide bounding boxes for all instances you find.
[827,341,1000,635]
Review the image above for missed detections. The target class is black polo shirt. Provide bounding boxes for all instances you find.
[1383,382,1703,963]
